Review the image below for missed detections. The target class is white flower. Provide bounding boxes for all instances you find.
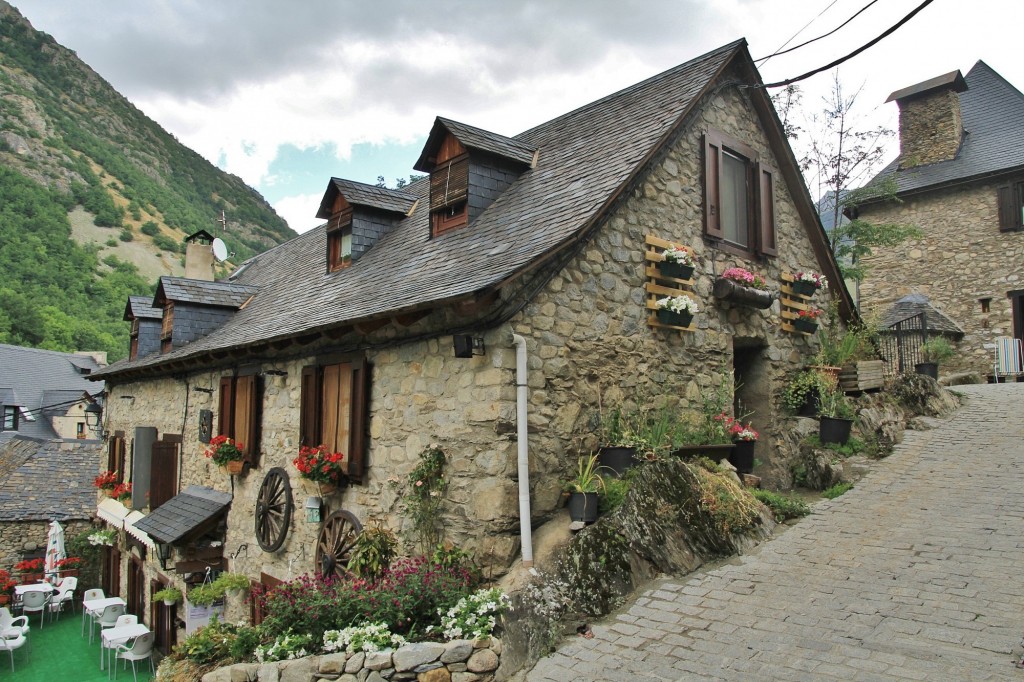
[663,246,694,266]
[656,294,699,315]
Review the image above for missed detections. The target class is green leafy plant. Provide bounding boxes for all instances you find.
[253,631,314,663]
[213,572,250,593]
[818,386,855,420]
[781,369,830,415]
[565,454,606,494]
[348,524,398,581]
[431,543,481,583]
[176,615,237,666]
[804,434,866,457]
[598,475,631,513]
[920,337,955,363]
[751,489,811,522]
[435,587,511,641]
[822,482,853,499]
[390,445,448,553]
[322,622,407,654]
[187,582,223,607]
[153,587,182,604]
[228,624,263,661]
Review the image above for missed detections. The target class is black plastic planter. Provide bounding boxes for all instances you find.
[568,492,599,524]
[730,440,755,475]
[798,389,821,417]
[793,318,818,334]
[656,309,693,327]
[791,280,817,297]
[819,416,853,445]
[712,278,774,309]
[671,443,735,460]
[598,446,636,478]
[658,261,694,281]
[915,362,938,380]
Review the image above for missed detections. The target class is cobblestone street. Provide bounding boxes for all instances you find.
[529,383,1024,681]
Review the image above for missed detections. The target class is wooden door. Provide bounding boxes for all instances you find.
[127,554,145,617]
[102,546,121,597]
[149,578,176,655]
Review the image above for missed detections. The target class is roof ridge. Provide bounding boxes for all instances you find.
[967,59,1024,108]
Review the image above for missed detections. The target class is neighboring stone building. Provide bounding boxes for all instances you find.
[89,39,854,649]
[856,62,1024,377]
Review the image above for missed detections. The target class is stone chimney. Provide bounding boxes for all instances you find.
[183,230,217,281]
[887,70,968,169]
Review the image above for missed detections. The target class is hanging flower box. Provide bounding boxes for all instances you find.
[713,268,773,310]
[792,271,828,297]
[793,307,822,334]
[658,245,695,280]
[655,294,698,328]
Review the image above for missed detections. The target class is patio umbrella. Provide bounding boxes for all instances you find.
[44,520,66,583]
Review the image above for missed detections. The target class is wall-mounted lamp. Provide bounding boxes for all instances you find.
[305,496,322,523]
[84,401,103,434]
[453,334,486,358]
[156,542,173,570]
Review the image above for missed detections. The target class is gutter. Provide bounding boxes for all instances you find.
[512,333,533,568]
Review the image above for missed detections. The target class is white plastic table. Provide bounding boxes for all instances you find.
[13,583,53,596]
[100,623,148,675]
[82,597,127,642]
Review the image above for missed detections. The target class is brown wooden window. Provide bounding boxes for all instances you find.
[160,303,174,354]
[129,319,140,360]
[149,438,179,510]
[300,358,370,482]
[107,432,127,484]
[997,180,1024,232]
[250,572,282,626]
[218,373,262,466]
[430,134,469,236]
[704,129,776,258]
[327,207,353,272]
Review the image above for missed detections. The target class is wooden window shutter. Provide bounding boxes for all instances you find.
[299,366,320,447]
[321,363,353,457]
[997,183,1019,232]
[756,162,777,256]
[218,376,234,439]
[233,374,262,465]
[704,133,723,239]
[430,156,469,210]
[347,360,371,482]
[149,441,178,510]
[107,437,118,476]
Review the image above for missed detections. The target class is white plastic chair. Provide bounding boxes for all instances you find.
[20,591,49,629]
[113,614,138,628]
[81,588,104,636]
[993,336,1024,382]
[0,607,29,651]
[115,631,155,682]
[0,632,26,672]
[48,585,75,621]
[93,603,125,644]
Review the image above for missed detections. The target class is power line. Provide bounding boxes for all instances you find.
[757,0,841,68]
[759,0,937,89]
[756,0,881,64]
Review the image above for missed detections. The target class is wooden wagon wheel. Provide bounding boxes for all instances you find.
[315,510,362,579]
[255,467,292,552]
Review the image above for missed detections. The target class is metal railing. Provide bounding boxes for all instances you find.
[879,312,929,375]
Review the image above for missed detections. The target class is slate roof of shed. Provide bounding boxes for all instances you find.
[125,295,163,321]
[879,294,964,337]
[0,344,102,440]
[868,61,1024,196]
[0,436,100,521]
[154,277,258,309]
[316,178,417,219]
[414,116,537,171]
[132,485,232,544]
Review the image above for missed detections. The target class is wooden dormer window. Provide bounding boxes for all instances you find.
[129,318,140,360]
[327,194,353,272]
[430,134,469,237]
[160,302,174,354]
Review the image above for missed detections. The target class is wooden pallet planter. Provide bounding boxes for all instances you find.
[779,272,815,334]
[643,234,696,332]
[839,360,885,392]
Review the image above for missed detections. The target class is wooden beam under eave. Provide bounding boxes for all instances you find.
[324,325,353,340]
[295,332,322,346]
[455,291,499,316]
[354,318,389,335]
[270,338,294,351]
[393,311,429,327]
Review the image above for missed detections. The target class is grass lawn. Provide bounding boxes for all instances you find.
[6,608,155,682]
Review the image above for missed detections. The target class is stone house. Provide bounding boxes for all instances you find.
[88,39,853,649]
[855,62,1024,377]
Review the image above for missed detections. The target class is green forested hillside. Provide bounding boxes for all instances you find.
[0,2,298,360]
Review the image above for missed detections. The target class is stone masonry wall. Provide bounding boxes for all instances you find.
[0,519,93,573]
[897,90,963,168]
[858,179,1024,376]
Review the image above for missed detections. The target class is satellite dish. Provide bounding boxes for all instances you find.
[212,238,228,262]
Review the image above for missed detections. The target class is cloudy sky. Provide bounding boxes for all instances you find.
[19,0,1024,233]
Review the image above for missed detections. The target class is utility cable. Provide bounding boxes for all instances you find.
[756,0,881,64]
[757,0,841,67]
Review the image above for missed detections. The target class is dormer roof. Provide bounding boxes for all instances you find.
[413,117,537,172]
[315,178,417,220]
[184,229,216,244]
[153,277,258,309]
[124,295,163,322]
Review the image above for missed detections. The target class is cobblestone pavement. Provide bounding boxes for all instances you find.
[529,383,1024,681]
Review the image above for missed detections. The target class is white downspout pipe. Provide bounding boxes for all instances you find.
[512,334,533,568]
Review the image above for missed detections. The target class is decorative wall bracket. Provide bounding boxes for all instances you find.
[779,273,814,334]
[643,234,696,332]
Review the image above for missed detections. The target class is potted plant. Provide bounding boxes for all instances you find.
[791,271,828,297]
[212,572,250,599]
[655,294,699,328]
[204,435,245,475]
[597,407,637,477]
[87,529,117,547]
[727,419,758,475]
[0,570,15,606]
[818,387,855,445]
[915,337,954,380]
[54,556,82,578]
[153,586,182,607]
[93,470,118,496]
[187,583,222,607]
[794,308,822,334]
[658,245,695,280]
[293,445,347,494]
[565,454,606,524]
[13,558,44,584]
[112,481,132,504]
[782,369,830,417]
[713,267,774,309]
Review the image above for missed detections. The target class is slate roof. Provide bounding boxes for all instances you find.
[125,295,163,321]
[154,277,258,309]
[868,61,1024,197]
[879,294,964,337]
[0,436,100,521]
[315,178,417,219]
[132,485,232,544]
[0,344,102,440]
[40,390,87,418]
[414,116,537,171]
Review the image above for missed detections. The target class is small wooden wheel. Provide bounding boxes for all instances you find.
[315,510,362,579]
[255,467,292,552]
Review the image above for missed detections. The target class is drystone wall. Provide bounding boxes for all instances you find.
[0,519,93,572]
[859,180,1024,377]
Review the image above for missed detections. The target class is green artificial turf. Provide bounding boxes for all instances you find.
[7,608,155,682]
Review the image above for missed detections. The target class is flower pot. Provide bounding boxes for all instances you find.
[0,594,9,606]
[712,277,774,309]
[670,443,735,460]
[567,492,599,524]
[318,481,337,495]
[819,416,853,445]
[163,599,177,607]
[914,362,938,380]
[809,365,841,386]
[791,280,817,297]
[656,309,693,327]
[597,446,637,478]
[793,318,818,334]
[220,460,244,475]
[20,574,42,585]
[730,440,755,475]
[658,261,694,281]
[798,388,821,418]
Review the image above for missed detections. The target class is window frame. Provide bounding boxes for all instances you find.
[429,134,470,237]
[160,302,174,354]
[129,318,140,360]
[217,371,262,467]
[300,355,370,483]
[326,207,354,272]
[997,180,1024,232]
[703,129,777,259]
[2,405,17,431]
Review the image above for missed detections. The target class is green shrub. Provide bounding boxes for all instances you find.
[140,220,160,236]
[751,489,811,521]
[118,228,133,242]
[152,233,180,252]
[822,482,853,499]
[348,525,398,580]
[598,475,630,513]
[104,238,117,247]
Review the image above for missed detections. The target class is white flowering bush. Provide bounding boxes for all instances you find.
[88,529,116,546]
[253,632,314,663]
[322,622,407,654]
[795,271,828,289]
[437,587,510,641]
[663,246,694,265]
[656,294,699,315]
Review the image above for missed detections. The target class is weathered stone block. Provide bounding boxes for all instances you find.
[320,653,349,674]
[466,649,498,673]
[345,652,366,673]
[418,668,451,682]
[440,640,474,663]
[364,650,393,671]
[392,643,444,671]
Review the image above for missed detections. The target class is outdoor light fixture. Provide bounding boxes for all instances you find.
[84,401,103,433]
[453,334,485,358]
[305,496,322,523]
[156,543,173,570]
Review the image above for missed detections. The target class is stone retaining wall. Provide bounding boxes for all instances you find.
[200,637,502,682]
